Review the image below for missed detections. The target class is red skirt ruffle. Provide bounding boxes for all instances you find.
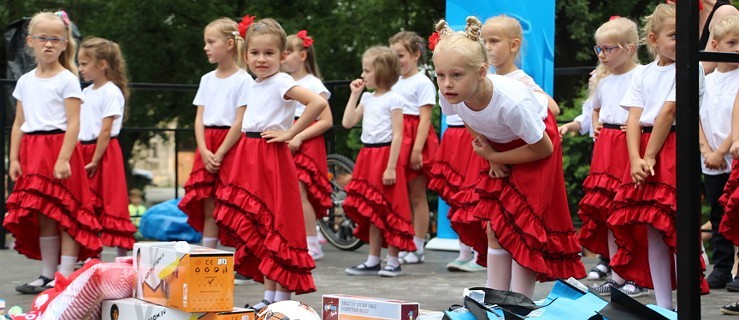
[4,133,102,261]
[400,115,439,182]
[213,135,315,294]
[577,127,628,256]
[79,138,136,249]
[179,127,238,248]
[447,154,488,263]
[472,112,586,281]
[293,134,332,217]
[342,146,416,252]
[608,132,708,293]
[428,126,475,202]
[720,160,739,244]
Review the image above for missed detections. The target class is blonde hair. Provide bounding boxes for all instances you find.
[483,15,524,62]
[643,3,676,59]
[205,17,246,68]
[362,46,400,90]
[286,34,322,78]
[433,17,488,71]
[28,12,78,76]
[711,14,739,42]
[590,17,640,96]
[389,31,427,64]
[80,37,130,103]
[245,18,287,52]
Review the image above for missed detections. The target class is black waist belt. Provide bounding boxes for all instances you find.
[447,124,465,128]
[244,132,263,139]
[642,126,676,133]
[25,129,64,135]
[80,136,118,145]
[363,142,391,148]
[205,125,231,129]
[602,123,623,130]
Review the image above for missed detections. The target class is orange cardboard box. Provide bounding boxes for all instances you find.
[134,242,234,312]
[322,294,420,320]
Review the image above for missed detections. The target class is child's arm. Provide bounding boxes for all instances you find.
[342,79,365,129]
[85,116,114,177]
[546,95,560,117]
[473,133,553,165]
[289,95,333,153]
[266,86,328,143]
[383,109,404,185]
[643,101,676,173]
[409,104,433,170]
[194,106,216,172]
[212,106,246,168]
[591,109,601,139]
[55,97,82,180]
[8,101,25,181]
[626,107,648,185]
[700,119,730,170]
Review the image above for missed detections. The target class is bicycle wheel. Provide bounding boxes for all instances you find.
[319,154,363,251]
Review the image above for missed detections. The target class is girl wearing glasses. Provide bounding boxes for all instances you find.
[578,17,646,298]
[5,11,102,294]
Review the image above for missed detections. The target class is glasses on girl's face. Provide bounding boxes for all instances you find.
[593,45,622,56]
[31,35,67,45]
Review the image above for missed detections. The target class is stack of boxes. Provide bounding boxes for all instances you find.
[102,242,255,320]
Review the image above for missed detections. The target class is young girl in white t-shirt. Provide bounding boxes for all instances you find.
[433,17,585,298]
[576,17,647,297]
[282,30,334,261]
[388,31,439,264]
[179,17,253,251]
[6,11,101,294]
[212,18,327,310]
[77,37,137,257]
[342,46,416,277]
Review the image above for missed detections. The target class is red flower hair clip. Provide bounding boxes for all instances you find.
[609,15,621,21]
[238,14,256,38]
[428,32,440,51]
[297,30,314,48]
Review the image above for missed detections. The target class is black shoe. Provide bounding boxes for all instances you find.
[721,301,739,315]
[345,262,381,276]
[707,271,733,289]
[727,278,739,292]
[15,275,54,294]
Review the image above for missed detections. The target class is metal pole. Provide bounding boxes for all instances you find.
[675,0,701,318]
[0,86,8,249]
[174,129,179,199]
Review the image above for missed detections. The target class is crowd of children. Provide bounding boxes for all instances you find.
[3,3,739,313]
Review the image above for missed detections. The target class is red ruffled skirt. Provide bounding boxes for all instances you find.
[179,127,238,248]
[342,145,416,251]
[577,126,628,256]
[720,160,739,244]
[79,138,136,249]
[428,126,475,202]
[293,132,332,217]
[4,132,102,261]
[608,132,708,293]
[446,153,488,262]
[400,114,439,182]
[472,111,586,281]
[213,134,315,294]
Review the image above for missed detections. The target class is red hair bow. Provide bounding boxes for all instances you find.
[297,30,314,48]
[238,14,256,38]
[428,32,440,51]
[609,15,621,21]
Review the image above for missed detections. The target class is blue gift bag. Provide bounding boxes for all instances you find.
[139,198,202,243]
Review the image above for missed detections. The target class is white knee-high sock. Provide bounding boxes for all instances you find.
[510,260,537,299]
[274,290,291,302]
[59,256,78,277]
[487,247,512,290]
[458,243,473,261]
[647,226,673,309]
[608,230,625,284]
[202,237,218,249]
[39,236,60,279]
[413,237,425,254]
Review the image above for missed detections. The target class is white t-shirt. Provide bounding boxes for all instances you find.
[391,72,437,116]
[445,114,464,126]
[242,72,298,132]
[359,91,404,144]
[593,66,642,126]
[699,68,739,174]
[575,97,594,137]
[294,74,330,117]
[79,81,124,141]
[502,69,549,119]
[193,69,253,127]
[620,61,676,126]
[13,69,84,133]
[440,74,546,144]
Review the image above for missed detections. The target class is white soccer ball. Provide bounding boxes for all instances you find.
[257,300,321,320]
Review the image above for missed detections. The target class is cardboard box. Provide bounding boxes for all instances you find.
[322,294,420,320]
[134,242,234,312]
[102,298,255,320]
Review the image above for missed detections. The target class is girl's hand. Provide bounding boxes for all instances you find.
[262,130,292,143]
[85,161,99,178]
[704,151,728,170]
[472,136,495,159]
[410,150,423,171]
[643,156,656,177]
[732,140,739,160]
[487,160,510,178]
[382,167,396,185]
[557,124,571,138]
[593,123,602,140]
[206,153,222,173]
[8,160,22,181]
[287,136,303,154]
[620,125,627,132]
[54,159,71,180]
[349,79,365,94]
[630,158,649,187]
